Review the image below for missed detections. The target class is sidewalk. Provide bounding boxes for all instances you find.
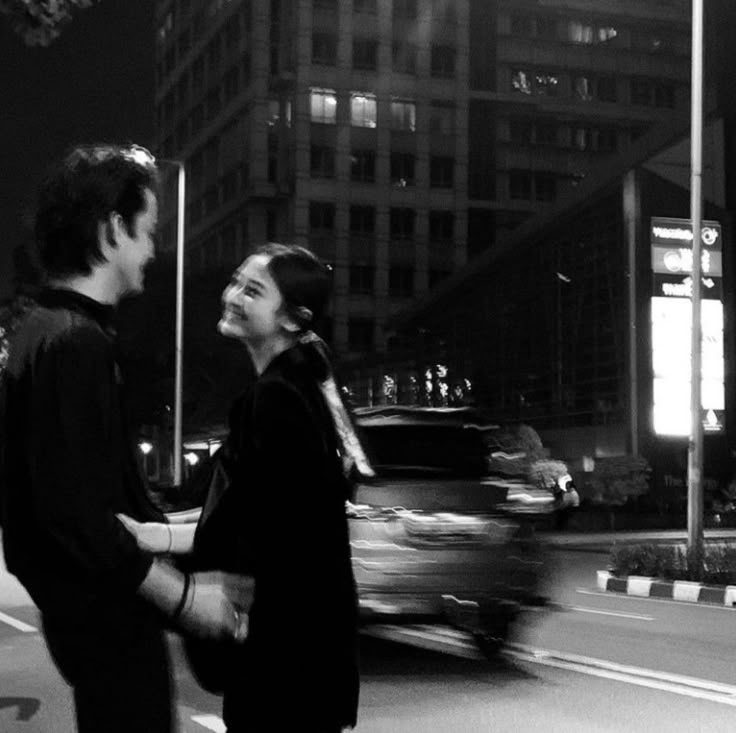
[539,527,736,549]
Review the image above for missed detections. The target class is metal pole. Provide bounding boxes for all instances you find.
[687,0,704,552]
[173,162,186,487]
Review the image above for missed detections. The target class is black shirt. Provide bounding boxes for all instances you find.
[1,288,162,621]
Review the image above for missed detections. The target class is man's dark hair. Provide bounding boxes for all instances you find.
[255,243,332,331]
[35,144,159,278]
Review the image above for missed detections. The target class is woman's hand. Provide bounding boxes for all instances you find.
[116,514,173,553]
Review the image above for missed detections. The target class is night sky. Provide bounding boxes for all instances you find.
[0,1,155,299]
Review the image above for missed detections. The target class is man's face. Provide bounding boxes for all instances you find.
[218,254,288,344]
[115,188,158,296]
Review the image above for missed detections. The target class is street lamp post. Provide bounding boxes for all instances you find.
[687,0,704,553]
[160,160,186,488]
[173,162,186,488]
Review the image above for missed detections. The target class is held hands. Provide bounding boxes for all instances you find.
[176,571,254,643]
[116,513,195,555]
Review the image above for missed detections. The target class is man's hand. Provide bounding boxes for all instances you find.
[117,513,195,554]
[181,572,254,641]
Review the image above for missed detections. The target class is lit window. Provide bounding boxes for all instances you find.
[310,88,337,124]
[391,99,416,132]
[575,76,593,102]
[350,92,377,128]
[512,70,532,95]
[534,73,559,96]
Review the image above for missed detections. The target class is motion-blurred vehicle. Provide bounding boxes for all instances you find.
[350,405,574,657]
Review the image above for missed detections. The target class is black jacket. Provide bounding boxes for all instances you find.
[209,343,360,728]
[1,288,162,626]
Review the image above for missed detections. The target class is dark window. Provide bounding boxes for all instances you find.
[223,66,239,102]
[177,73,190,106]
[389,266,414,297]
[509,170,532,200]
[312,32,337,65]
[206,87,221,120]
[353,38,378,71]
[165,47,177,76]
[536,122,558,146]
[349,205,376,234]
[393,0,417,19]
[176,120,189,149]
[349,265,375,293]
[390,208,415,239]
[535,172,556,202]
[510,14,533,36]
[207,36,222,72]
[354,0,377,12]
[597,76,617,102]
[390,152,416,187]
[431,45,456,78]
[510,120,533,145]
[631,79,651,105]
[224,14,241,50]
[203,185,219,215]
[536,16,557,39]
[430,156,454,188]
[314,0,338,10]
[191,104,204,134]
[429,268,451,288]
[429,211,454,242]
[655,83,675,108]
[309,202,335,231]
[392,42,417,74]
[348,318,374,351]
[432,0,456,23]
[310,145,335,178]
[351,149,376,182]
[597,128,617,153]
[192,56,205,92]
[429,102,454,135]
[177,29,191,57]
[222,168,238,201]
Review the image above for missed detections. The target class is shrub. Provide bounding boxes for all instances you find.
[609,542,736,585]
[585,455,651,506]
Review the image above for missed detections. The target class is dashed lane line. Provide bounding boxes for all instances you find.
[190,714,226,732]
[0,610,37,633]
[564,605,654,621]
[506,643,736,707]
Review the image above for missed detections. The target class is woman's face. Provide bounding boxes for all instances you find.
[218,254,287,343]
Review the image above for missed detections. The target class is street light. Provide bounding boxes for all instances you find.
[160,159,186,488]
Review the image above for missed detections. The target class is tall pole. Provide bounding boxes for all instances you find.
[173,162,186,487]
[687,0,704,552]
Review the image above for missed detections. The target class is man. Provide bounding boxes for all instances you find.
[0,144,244,733]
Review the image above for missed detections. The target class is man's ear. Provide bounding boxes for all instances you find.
[100,212,123,250]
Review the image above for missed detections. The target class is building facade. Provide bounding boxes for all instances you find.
[153,0,691,357]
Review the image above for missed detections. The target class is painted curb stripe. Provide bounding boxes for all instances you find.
[599,572,736,607]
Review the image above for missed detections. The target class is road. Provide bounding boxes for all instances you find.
[1,544,735,732]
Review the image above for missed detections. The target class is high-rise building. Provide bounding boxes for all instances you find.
[153,0,691,357]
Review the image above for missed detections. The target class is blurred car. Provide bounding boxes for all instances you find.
[349,405,566,657]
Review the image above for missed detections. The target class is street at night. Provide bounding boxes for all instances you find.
[2,539,735,733]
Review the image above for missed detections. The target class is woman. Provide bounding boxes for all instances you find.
[120,244,362,732]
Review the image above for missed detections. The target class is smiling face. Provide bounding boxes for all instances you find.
[218,254,290,344]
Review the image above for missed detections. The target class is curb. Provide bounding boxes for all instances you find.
[596,570,736,607]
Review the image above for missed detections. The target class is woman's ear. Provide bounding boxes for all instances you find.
[282,306,313,333]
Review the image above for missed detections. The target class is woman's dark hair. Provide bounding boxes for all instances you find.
[254,243,332,332]
[35,143,159,278]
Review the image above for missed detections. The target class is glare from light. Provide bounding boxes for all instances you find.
[139,441,153,455]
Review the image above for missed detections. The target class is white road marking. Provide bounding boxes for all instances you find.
[191,714,226,732]
[565,605,654,621]
[0,610,37,633]
[576,587,736,611]
[507,643,736,707]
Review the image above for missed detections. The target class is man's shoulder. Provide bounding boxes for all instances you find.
[9,304,107,366]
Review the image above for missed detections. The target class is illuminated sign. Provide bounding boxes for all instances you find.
[650,217,724,436]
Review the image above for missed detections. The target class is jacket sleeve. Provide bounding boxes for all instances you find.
[28,326,152,594]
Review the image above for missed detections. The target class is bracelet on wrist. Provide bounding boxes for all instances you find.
[171,572,190,621]
[165,524,172,554]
